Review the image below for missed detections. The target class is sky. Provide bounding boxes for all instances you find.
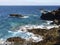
[0,0,60,5]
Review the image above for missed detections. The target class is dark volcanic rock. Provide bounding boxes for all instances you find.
[9,14,24,17]
[6,37,25,42]
[41,8,60,20]
[41,8,60,24]
[41,12,55,20]
[6,37,26,45]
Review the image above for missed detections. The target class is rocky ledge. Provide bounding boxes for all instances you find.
[27,28,60,45]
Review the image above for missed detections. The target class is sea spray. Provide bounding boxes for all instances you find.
[19,24,59,30]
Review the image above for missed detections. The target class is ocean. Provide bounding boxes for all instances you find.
[0,6,60,42]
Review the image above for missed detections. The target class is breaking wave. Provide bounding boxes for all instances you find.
[21,16,29,18]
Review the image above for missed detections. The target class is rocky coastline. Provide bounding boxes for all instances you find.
[1,8,60,45]
[4,26,60,45]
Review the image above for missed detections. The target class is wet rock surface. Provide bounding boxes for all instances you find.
[6,37,27,45]
[27,28,60,45]
[5,27,60,45]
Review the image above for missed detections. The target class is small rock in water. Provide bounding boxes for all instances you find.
[9,14,24,18]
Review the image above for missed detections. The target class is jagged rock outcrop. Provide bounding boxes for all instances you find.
[41,8,60,24]
[41,8,60,20]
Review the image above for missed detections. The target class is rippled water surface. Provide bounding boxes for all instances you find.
[0,6,60,40]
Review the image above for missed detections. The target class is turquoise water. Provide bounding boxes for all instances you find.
[0,6,60,40]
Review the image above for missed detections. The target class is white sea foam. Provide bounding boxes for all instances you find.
[19,24,60,30]
[31,36,43,42]
[8,25,44,42]
[8,31,12,33]
[21,16,29,18]
[0,39,5,45]
[7,29,43,42]
[33,15,38,16]
[46,21,53,25]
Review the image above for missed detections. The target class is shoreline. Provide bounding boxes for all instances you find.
[0,24,60,45]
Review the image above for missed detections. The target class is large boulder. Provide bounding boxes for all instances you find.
[6,37,26,45]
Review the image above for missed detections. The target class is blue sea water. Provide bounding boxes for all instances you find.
[0,6,60,40]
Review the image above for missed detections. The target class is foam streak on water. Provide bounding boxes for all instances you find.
[20,16,29,18]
